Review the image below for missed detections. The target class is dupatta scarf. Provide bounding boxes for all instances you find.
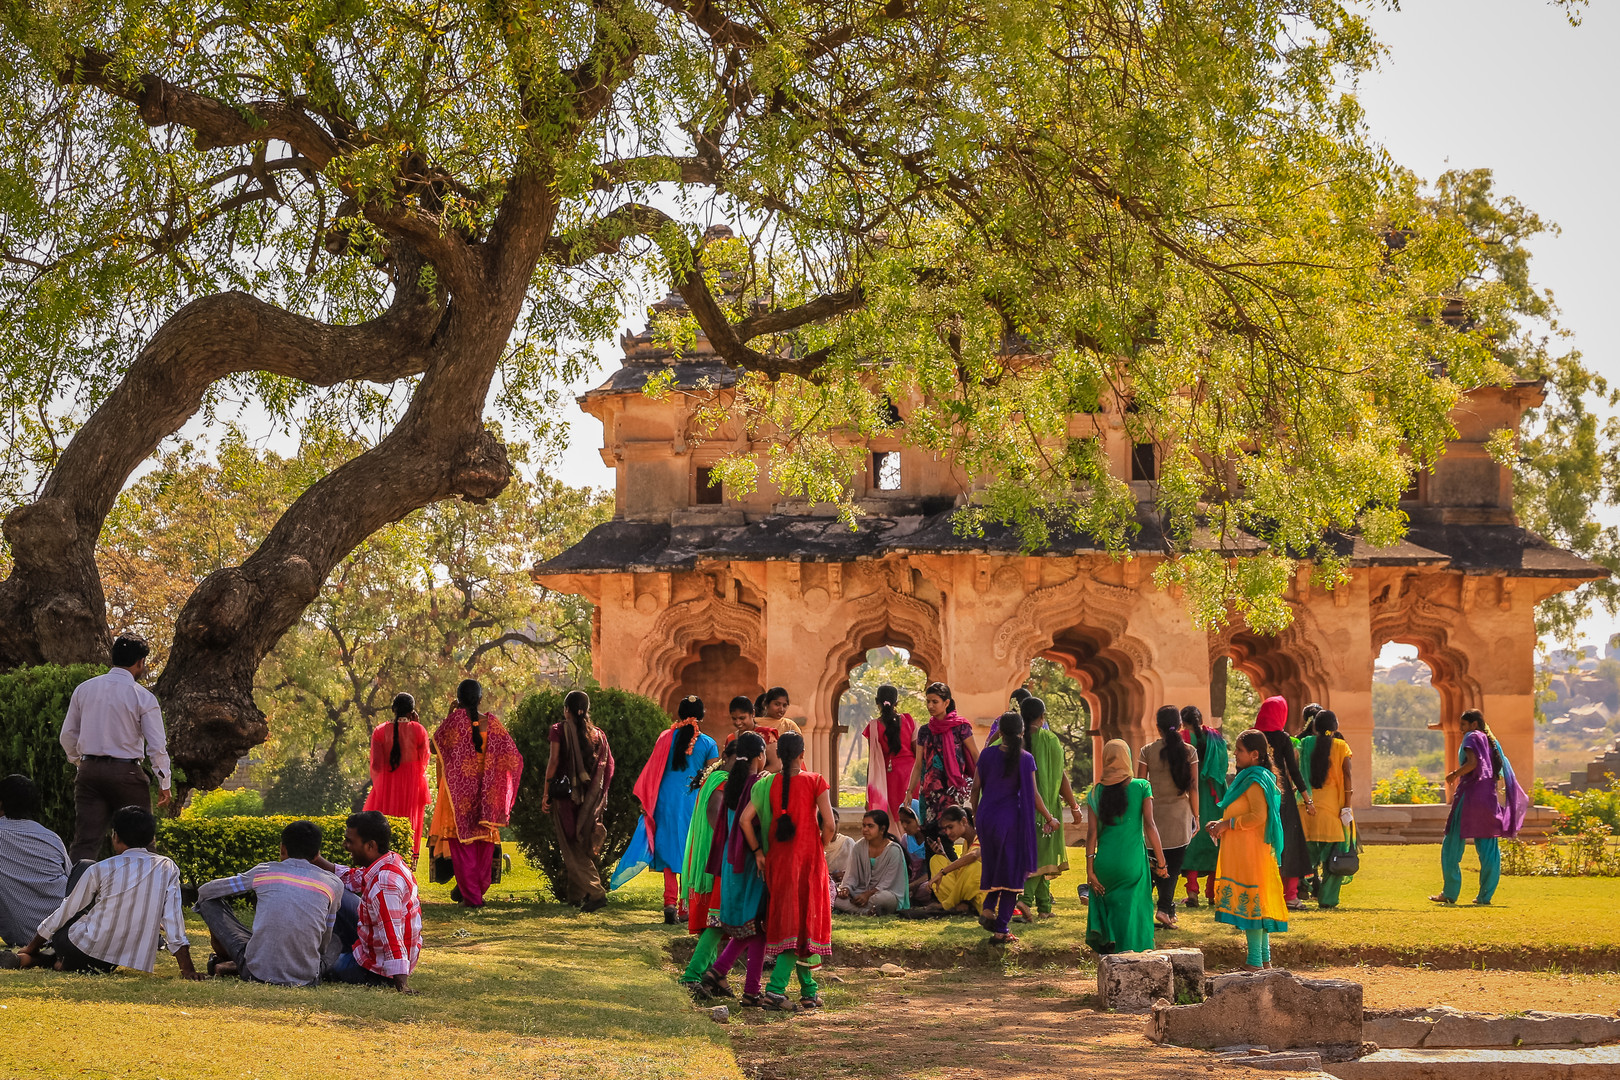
[433,707,524,840]
[924,711,975,787]
[1217,765,1284,865]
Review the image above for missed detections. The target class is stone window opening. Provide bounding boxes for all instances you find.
[695,465,723,505]
[873,451,902,491]
[1130,442,1157,482]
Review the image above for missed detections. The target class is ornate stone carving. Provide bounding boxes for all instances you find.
[637,592,767,701]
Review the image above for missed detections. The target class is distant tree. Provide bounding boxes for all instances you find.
[1025,658,1094,788]
[1371,682,1443,759]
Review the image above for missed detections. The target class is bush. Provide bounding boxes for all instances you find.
[0,664,106,842]
[1531,775,1620,836]
[1372,767,1442,805]
[156,814,411,885]
[1502,828,1620,877]
[264,754,362,816]
[185,787,266,818]
[506,687,669,902]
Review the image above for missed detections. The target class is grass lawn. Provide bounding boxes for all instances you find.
[818,844,1620,971]
[4,840,1618,1079]
[0,855,740,1080]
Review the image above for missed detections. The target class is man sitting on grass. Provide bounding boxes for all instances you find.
[194,819,343,986]
[12,805,200,978]
[0,774,72,953]
[312,810,421,992]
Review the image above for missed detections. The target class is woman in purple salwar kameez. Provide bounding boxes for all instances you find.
[970,712,1059,944]
[1430,709,1528,906]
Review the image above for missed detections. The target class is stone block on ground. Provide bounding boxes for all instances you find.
[1364,1007,1620,1049]
[1215,1049,1324,1072]
[1149,969,1362,1053]
[1324,1046,1620,1080]
[1098,951,1174,1012]
[1156,947,1207,1003]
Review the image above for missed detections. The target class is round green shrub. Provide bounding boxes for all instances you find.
[0,663,107,841]
[185,787,266,818]
[506,686,669,902]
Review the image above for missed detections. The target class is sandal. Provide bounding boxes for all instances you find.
[701,970,736,999]
[739,993,763,1008]
[663,906,677,925]
[760,992,797,1012]
[1154,911,1176,929]
[685,980,712,1001]
[1427,894,1455,905]
[1182,895,1200,908]
[989,932,1018,945]
[799,995,824,1010]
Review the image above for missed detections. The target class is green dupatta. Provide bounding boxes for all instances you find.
[681,767,729,894]
[1217,765,1284,865]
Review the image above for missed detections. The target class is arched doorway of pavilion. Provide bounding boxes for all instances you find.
[663,640,763,747]
[1033,624,1155,782]
[1371,641,1445,799]
[835,645,930,809]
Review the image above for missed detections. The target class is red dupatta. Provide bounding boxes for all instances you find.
[631,719,698,863]
[432,706,524,840]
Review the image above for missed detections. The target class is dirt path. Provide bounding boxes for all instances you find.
[729,966,1275,1080]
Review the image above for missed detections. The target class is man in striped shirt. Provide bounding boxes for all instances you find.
[194,819,343,986]
[313,810,420,992]
[15,806,201,978]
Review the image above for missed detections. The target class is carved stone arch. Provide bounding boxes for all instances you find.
[812,585,945,725]
[637,592,767,712]
[1369,571,1484,724]
[989,569,1159,753]
[1222,604,1337,732]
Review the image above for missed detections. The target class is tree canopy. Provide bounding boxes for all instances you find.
[0,0,1611,784]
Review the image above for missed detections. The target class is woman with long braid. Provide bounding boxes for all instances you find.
[1208,729,1289,970]
[612,696,719,922]
[1179,704,1228,908]
[363,693,431,863]
[739,731,835,1011]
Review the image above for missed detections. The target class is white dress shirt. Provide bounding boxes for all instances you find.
[36,848,188,972]
[59,667,171,789]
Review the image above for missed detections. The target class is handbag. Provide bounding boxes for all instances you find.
[1324,819,1360,877]
[547,772,574,803]
[490,842,504,885]
[431,855,455,884]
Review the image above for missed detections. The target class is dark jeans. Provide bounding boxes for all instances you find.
[1155,846,1188,916]
[70,759,151,862]
[194,898,253,976]
[43,906,115,974]
[324,888,387,984]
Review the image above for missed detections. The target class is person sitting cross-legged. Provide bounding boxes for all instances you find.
[13,805,201,978]
[312,810,421,992]
[0,774,72,956]
[902,805,985,918]
[194,819,343,986]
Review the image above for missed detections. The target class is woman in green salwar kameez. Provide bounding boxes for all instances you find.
[1179,706,1228,907]
[1085,740,1169,955]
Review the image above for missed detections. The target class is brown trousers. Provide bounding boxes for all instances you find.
[70,759,152,862]
[553,805,607,905]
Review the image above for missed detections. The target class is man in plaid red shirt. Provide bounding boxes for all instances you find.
[315,810,421,991]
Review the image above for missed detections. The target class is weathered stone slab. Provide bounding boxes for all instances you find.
[1215,1048,1324,1072]
[1324,1046,1620,1080]
[1364,1007,1620,1049]
[1149,969,1362,1052]
[1097,951,1173,1012]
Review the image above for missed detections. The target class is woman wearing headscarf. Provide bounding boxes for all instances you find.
[612,696,720,922]
[739,731,836,1012]
[1084,739,1168,955]
[972,712,1058,944]
[1297,709,1354,908]
[1208,730,1289,970]
[905,682,979,838]
[1179,704,1228,908]
[429,680,525,907]
[364,693,432,863]
[1431,709,1528,906]
[1137,705,1199,929]
[863,685,917,838]
[541,690,615,911]
[1255,696,1314,910]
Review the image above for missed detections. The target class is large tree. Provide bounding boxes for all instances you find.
[0,0,1606,786]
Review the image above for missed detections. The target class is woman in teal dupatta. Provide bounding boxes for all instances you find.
[1208,730,1288,970]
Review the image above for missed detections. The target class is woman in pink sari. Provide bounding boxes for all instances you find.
[863,684,916,840]
[429,680,524,907]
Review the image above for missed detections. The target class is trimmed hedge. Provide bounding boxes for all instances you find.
[0,663,106,842]
[156,814,411,885]
[507,687,669,902]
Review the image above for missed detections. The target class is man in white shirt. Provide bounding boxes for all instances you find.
[14,806,200,978]
[58,635,171,862]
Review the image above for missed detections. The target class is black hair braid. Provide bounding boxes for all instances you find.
[876,684,902,755]
[1097,781,1128,827]
[997,711,1023,775]
[1156,705,1193,794]
[775,731,805,842]
[1262,729,1306,793]
[1308,710,1339,791]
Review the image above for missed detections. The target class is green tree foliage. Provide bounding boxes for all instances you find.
[0,663,103,840]
[96,431,608,783]
[1372,767,1442,805]
[182,787,266,818]
[1372,681,1443,759]
[505,687,668,903]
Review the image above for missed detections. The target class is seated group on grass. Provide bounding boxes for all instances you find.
[0,780,420,992]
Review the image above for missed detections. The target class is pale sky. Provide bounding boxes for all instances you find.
[550,0,1620,653]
